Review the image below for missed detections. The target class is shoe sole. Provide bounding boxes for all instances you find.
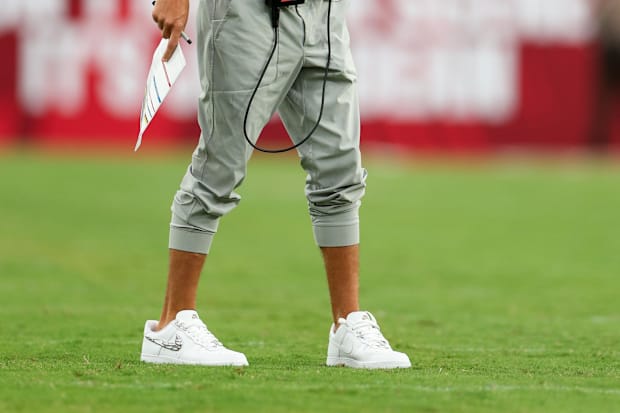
[326,356,411,369]
[141,353,249,366]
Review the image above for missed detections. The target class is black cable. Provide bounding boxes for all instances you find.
[243,0,333,154]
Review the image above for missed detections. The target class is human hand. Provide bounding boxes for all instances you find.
[152,0,190,61]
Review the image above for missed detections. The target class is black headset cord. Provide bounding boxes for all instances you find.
[242,0,333,154]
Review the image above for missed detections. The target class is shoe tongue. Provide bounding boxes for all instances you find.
[175,310,202,324]
[345,311,376,324]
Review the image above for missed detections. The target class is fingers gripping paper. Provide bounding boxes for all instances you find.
[135,39,186,151]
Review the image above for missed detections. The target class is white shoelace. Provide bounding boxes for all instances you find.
[175,320,223,350]
[339,317,391,350]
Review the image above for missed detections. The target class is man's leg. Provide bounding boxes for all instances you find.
[280,0,365,326]
[141,0,305,366]
[321,246,359,325]
[156,250,206,330]
[279,0,410,368]
[159,1,305,325]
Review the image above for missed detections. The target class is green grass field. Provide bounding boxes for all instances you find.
[1,151,619,412]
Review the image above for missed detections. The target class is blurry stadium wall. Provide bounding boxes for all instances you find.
[0,0,618,151]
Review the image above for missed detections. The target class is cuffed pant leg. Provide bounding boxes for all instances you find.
[168,0,306,254]
[312,209,360,247]
[169,225,216,255]
[168,169,222,254]
[278,0,366,248]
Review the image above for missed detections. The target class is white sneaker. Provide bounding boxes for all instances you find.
[140,310,249,366]
[326,311,411,369]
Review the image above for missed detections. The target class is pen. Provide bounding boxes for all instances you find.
[151,1,193,44]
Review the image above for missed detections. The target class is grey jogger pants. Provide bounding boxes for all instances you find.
[169,0,367,254]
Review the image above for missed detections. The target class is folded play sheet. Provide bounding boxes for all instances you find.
[135,39,186,151]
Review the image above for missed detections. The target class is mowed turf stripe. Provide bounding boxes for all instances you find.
[68,380,620,395]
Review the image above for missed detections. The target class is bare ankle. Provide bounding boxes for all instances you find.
[155,318,174,331]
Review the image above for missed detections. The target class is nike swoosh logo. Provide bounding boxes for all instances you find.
[145,334,183,351]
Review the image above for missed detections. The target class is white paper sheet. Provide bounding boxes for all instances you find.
[135,39,186,151]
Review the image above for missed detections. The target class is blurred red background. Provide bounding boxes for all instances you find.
[0,0,618,152]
